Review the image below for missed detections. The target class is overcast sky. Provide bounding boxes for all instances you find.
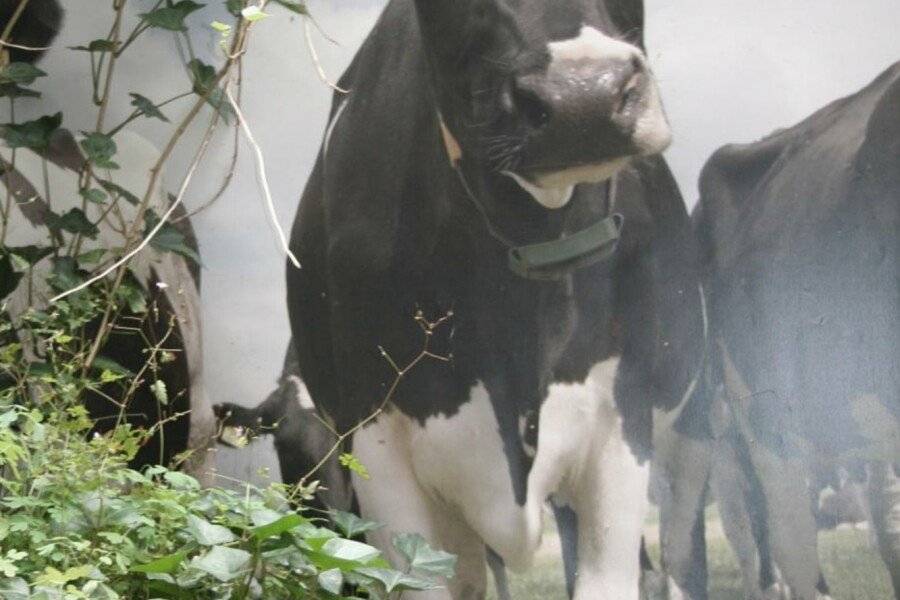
[16,1,900,483]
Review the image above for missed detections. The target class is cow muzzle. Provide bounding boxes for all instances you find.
[502,26,671,208]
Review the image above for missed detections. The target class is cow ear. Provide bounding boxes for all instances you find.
[0,0,63,65]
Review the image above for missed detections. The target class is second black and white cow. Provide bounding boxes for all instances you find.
[286,1,705,598]
[690,61,900,600]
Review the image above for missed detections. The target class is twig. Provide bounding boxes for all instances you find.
[225,85,301,268]
[49,114,220,303]
[303,18,348,94]
[0,0,31,48]
[0,39,49,52]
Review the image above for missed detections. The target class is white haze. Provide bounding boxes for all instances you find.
[9,1,899,483]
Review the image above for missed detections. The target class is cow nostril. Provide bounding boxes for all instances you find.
[511,79,552,129]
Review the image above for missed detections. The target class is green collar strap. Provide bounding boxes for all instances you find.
[508,213,623,281]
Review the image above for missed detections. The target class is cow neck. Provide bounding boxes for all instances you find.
[440,116,624,281]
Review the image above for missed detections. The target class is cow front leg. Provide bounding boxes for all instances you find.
[572,418,650,600]
[868,461,900,599]
[352,414,487,600]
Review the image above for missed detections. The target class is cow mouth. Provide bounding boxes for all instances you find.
[502,157,630,209]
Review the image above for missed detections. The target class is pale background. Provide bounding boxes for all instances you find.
[10,0,900,483]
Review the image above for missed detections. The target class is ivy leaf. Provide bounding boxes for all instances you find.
[186,515,237,546]
[129,93,170,123]
[272,0,308,15]
[0,577,29,600]
[0,83,40,99]
[317,568,343,595]
[92,356,133,378]
[331,511,382,539]
[393,533,457,578]
[339,452,370,479]
[69,39,118,52]
[190,545,251,582]
[80,188,108,205]
[355,568,439,594]
[0,62,46,85]
[77,247,106,265]
[1,112,62,150]
[80,132,119,169]
[320,538,381,564]
[188,59,233,122]
[7,245,53,267]
[144,210,202,265]
[47,208,99,238]
[240,5,268,21]
[131,550,188,574]
[251,513,305,540]
[140,1,205,32]
[98,180,140,205]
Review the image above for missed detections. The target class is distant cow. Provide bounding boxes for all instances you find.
[1,0,215,479]
[213,341,353,512]
[690,62,900,600]
[286,1,705,598]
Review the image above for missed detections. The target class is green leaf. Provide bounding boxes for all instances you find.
[251,513,305,539]
[140,1,205,31]
[76,248,106,265]
[0,251,24,300]
[163,471,200,490]
[80,132,118,169]
[188,59,233,122]
[320,537,381,564]
[47,208,100,238]
[339,452,370,479]
[186,514,237,546]
[331,511,382,539]
[225,0,244,16]
[98,180,140,205]
[69,39,118,52]
[129,93,170,123]
[393,533,457,578]
[0,577,29,600]
[144,210,202,265]
[92,356,134,377]
[273,0,308,15]
[0,62,46,85]
[318,568,343,595]
[190,545,251,582]
[0,82,40,99]
[355,568,439,594]
[241,5,268,21]
[34,564,93,586]
[80,187,108,205]
[1,112,62,150]
[150,379,168,405]
[49,257,84,292]
[132,550,188,574]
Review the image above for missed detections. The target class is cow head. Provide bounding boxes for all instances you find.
[415,0,670,212]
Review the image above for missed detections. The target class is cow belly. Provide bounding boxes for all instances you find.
[352,358,642,578]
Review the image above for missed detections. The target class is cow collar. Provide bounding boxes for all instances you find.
[440,116,623,281]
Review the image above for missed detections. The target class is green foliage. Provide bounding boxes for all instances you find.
[0,2,457,598]
[0,408,452,598]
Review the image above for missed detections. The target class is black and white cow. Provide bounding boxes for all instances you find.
[688,61,900,600]
[286,1,705,598]
[1,0,216,479]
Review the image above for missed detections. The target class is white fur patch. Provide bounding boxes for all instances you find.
[548,25,638,65]
[286,375,316,410]
[351,358,650,598]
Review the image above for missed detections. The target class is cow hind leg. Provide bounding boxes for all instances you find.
[868,461,900,599]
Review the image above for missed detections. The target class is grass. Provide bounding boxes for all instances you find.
[486,509,894,599]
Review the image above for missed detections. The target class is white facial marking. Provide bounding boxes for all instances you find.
[632,79,673,155]
[548,25,637,65]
